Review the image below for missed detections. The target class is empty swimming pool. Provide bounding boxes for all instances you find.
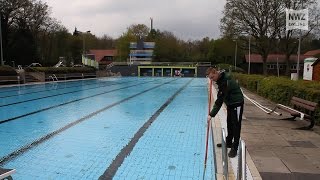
[0,77,215,179]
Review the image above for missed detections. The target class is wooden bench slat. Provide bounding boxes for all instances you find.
[279,96,318,130]
[292,97,318,107]
[291,99,317,111]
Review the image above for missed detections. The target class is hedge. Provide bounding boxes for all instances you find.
[0,65,18,76]
[233,73,320,123]
[25,67,96,74]
[216,63,245,73]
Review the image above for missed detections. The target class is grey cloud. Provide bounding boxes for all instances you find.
[43,0,225,40]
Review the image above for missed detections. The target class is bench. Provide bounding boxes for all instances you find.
[0,168,15,180]
[275,96,318,130]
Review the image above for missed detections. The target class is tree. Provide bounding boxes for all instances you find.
[221,0,282,75]
[153,31,183,61]
[127,24,150,39]
[0,0,54,65]
[115,31,136,61]
[221,0,320,75]
[211,38,239,65]
[276,0,319,75]
[0,0,30,62]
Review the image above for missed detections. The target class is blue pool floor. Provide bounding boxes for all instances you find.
[0,77,215,179]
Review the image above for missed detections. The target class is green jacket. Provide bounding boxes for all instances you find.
[209,71,244,117]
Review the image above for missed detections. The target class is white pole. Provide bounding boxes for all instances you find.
[248,37,251,74]
[0,13,4,66]
[296,0,304,80]
[277,56,279,77]
[235,41,237,70]
[297,31,301,79]
[82,34,85,56]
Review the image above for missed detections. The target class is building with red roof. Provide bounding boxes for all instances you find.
[304,49,320,57]
[87,49,117,65]
[311,58,320,81]
[245,54,312,75]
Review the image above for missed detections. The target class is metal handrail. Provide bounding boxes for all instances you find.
[237,139,246,180]
[106,62,115,69]
[52,74,58,81]
[48,74,58,82]
[222,128,229,180]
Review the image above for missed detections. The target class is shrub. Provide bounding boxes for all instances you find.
[232,73,264,92]
[216,64,245,73]
[0,65,18,76]
[233,73,320,123]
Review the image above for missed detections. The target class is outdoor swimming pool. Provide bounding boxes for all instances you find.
[0,77,215,179]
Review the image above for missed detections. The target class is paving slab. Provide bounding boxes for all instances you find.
[241,88,320,180]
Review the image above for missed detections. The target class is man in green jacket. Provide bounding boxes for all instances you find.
[206,67,244,158]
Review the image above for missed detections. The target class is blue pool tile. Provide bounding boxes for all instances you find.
[0,78,215,179]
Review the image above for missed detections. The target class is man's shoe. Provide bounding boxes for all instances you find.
[228,149,237,158]
[216,143,232,148]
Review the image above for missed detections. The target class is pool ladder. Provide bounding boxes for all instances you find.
[221,128,247,180]
[49,74,58,82]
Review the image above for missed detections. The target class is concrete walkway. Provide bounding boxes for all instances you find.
[241,88,320,180]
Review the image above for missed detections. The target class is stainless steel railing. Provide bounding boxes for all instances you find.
[222,128,229,180]
[237,139,246,180]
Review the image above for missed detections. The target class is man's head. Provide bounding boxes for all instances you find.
[206,67,220,81]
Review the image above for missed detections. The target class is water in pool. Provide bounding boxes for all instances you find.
[0,77,215,179]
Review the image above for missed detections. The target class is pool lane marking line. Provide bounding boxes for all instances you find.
[0,79,160,124]
[99,78,193,180]
[0,78,179,166]
[0,79,141,106]
[0,79,127,98]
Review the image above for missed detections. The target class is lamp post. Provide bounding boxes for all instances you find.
[82,30,91,55]
[233,40,238,70]
[296,33,301,79]
[296,0,304,80]
[73,28,90,55]
[248,37,251,74]
[0,13,4,66]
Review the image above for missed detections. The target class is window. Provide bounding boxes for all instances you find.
[267,64,276,69]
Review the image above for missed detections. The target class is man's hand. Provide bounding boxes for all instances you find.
[207,115,212,123]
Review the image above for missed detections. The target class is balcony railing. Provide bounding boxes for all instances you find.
[129,57,152,61]
[130,42,155,49]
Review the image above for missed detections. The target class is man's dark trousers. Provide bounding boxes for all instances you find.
[226,103,244,151]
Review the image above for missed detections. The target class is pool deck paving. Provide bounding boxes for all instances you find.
[238,88,320,180]
[211,85,320,180]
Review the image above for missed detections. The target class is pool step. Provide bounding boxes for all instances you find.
[25,74,41,83]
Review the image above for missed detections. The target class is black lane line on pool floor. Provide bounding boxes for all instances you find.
[0,79,179,166]
[99,78,193,180]
[0,78,104,96]
[0,79,141,107]
[0,79,121,98]
[0,79,160,124]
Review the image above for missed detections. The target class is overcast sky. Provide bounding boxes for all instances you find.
[43,0,225,41]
